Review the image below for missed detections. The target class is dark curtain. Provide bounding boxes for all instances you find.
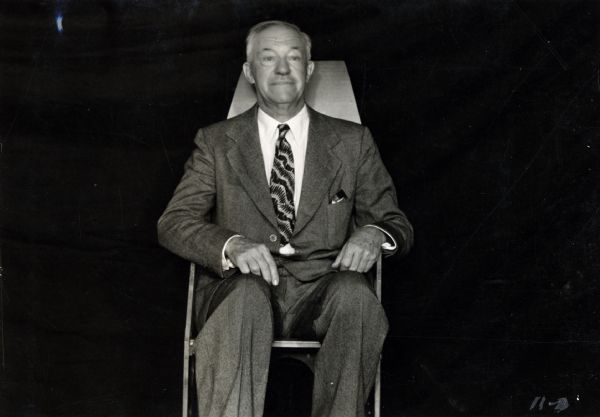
[1,1,598,415]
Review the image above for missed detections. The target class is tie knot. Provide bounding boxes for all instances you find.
[277,124,290,137]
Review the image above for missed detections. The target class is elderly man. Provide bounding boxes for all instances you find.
[158,20,413,417]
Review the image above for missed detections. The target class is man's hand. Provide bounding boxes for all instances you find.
[225,236,279,285]
[332,227,387,273]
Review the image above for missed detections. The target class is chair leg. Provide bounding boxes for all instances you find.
[183,265,195,417]
[183,343,189,417]
[374,355,381,417]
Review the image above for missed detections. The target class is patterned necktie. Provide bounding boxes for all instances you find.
[270,124,295,245]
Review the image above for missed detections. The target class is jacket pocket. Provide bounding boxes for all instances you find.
[326,198,352,248]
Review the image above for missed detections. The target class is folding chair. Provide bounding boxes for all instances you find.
[182,61,383,417]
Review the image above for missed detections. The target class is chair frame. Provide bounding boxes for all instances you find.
[182,256,383,417]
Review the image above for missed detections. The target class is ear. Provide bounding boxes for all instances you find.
[306,60,315,82]
[242,62,255,84]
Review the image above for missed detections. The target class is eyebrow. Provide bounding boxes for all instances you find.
[259,46,302,53]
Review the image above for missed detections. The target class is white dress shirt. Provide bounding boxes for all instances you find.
[222,105,396,269]
[257,106,309,212]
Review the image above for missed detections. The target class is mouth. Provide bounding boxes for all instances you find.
[271,80,295,85]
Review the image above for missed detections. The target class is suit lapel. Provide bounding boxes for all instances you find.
[226,105,278,229]
[225,105,342,235]
[294,107,342,235]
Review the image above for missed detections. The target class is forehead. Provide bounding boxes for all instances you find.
[254,26,305,51]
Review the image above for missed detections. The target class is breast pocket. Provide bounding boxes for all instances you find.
[326,194,353,248]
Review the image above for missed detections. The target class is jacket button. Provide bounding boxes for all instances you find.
[269,234,277,242]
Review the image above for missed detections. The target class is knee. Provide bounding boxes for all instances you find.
[326,272,384,316]
[229,273,271,305]
[324,271,388,331]
[302,272,390,341]
[327,271,376,303]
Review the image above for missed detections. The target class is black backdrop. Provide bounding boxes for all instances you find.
[1,1,599,416]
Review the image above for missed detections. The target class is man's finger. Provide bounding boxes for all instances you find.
[357,252,372,273]
[256,245,276,285]
[262,251,279,286]
[247,258,262,276]
[256,255,273,285]
[237,259,250,275]
[340,246,356,271]
[331,244,347,269]
[349,247,362,271]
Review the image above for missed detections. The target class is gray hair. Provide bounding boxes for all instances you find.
[245,20,312,62]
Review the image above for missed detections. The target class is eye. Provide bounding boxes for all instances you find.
[288,54,302,62]
[260,55,276,65]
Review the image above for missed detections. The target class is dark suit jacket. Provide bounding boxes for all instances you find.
[157,105,413,281]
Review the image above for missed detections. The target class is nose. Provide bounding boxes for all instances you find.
[275,58,290,75]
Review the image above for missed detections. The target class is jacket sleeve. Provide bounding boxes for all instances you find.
[353,127,414,256]
[157,128,237,276]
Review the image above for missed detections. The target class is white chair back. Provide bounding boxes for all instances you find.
[227,61,361,124]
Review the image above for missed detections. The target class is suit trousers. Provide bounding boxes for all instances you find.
[192,267,389,417]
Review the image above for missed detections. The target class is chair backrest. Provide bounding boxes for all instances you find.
[227,61,361,124]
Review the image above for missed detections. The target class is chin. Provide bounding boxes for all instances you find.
[269,94,300,105]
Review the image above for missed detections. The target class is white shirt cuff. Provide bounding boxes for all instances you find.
[221,234,243,272]
[363,225,397,251]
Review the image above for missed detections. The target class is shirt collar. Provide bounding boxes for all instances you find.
[257,105,309,143]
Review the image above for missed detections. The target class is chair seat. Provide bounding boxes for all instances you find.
[272,340,321,349]
[189,339,321,351]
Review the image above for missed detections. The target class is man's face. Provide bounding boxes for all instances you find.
[243,25,314,110]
